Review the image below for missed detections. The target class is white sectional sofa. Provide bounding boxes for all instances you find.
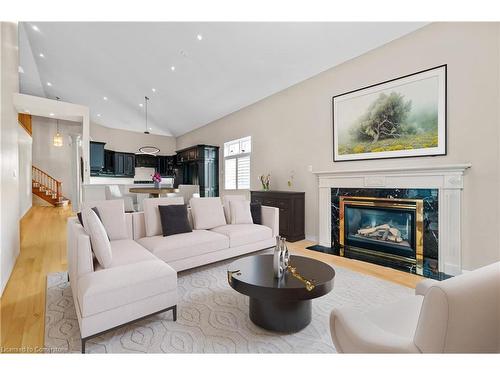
[131,197,278,271]
[67,197,278,352]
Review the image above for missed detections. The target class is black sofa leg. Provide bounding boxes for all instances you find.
[173,305,177,321]
[81,338,86,354]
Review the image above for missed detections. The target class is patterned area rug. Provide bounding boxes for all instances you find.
[45,255,413,353]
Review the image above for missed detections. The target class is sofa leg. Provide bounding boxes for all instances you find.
[81,338,86,354]
[173,305,177,322]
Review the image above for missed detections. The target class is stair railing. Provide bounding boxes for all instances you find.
[32,166,62,201]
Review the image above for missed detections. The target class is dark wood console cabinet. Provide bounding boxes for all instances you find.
[251,191,305,242]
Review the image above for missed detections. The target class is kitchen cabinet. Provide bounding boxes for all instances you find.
[157,155,175,177]
[176,145,219,197]
[103,149,115,174]
[114,152,135,177]
[135,154,157,168]
[124,153,135,176]
[90,141,105,172]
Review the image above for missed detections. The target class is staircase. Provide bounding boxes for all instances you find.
[32,166,70,207]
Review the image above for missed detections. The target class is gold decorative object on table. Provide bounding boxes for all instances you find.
[227,269,241,283]
[287,265,315,291]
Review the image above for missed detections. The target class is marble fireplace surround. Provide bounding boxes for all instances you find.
[313,164,472,276]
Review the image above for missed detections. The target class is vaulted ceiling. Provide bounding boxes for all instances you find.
[19,22,426,137]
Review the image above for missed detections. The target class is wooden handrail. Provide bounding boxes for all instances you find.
[32,166,62,200]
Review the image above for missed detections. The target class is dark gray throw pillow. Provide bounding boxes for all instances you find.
[159,204,193,237]
[250,202,262,224]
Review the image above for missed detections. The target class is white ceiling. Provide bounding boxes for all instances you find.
[19,22,426,137]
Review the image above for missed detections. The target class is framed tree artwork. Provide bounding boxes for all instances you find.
[332,65,447,162]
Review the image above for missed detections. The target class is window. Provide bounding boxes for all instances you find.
[224,136,251,190]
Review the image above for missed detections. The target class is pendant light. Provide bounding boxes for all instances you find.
[53,97,63,147]
[143,96,150,134]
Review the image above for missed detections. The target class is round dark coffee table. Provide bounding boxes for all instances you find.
[227,254,335,333]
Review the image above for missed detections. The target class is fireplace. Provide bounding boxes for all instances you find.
[339,196,424,275]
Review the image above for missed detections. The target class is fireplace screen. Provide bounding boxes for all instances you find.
[340,196,424,274]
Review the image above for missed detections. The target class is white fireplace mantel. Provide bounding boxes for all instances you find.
[313,163,471,275]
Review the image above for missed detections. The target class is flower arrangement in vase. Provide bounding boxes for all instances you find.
[152,172,162,188]
[259,174,270,191]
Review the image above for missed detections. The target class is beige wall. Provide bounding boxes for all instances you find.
[0,22,20,295]
[177,22,500,270]
[90,122,176,155]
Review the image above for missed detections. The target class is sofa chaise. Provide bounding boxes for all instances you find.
[67,196,278,352]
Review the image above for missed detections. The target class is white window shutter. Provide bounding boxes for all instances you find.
[237,155,250,189]
[224,158,237,190]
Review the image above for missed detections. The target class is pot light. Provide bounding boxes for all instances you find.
[139,103,143,107]
[39,53,45,58]
[170,66,175,71]
[103,96,108,101]
[32,25,40,32]
[152,88,156,92]
[47,82,52,87]
[197,34,203,41]
[49,113,55,116]
[97,114,101,117]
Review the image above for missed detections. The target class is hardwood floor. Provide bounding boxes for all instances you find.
[287,241,423,289]
[0,205,74,352]
[0,205,422,352]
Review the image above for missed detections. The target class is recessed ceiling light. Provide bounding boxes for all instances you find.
[46,82,52,87]
[170,66,175,71]
[103,96,108,101]
[149,127,152,130]
[197,34,203,41]
[39,53,45,58]
[152,88,156,92]
[49,113,55,116]
[97,114,101,117]
[32,25,40,32]
[139,103,143,107]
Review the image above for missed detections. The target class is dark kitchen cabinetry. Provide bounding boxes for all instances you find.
[114,152,135,177]
[157,155,175,177]
[135,154,158,168]
[250,191,305,242]
[175,145,219,197]
[103,149,115,174]
[90,141,105,172]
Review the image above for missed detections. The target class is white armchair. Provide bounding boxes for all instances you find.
[105,185,138,212]
[330,262,500,353]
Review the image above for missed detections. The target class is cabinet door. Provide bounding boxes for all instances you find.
[104,150,114,172]
[278,206,289,236]
[90,142,105,171]
[125,154,135,176]
[166,156,174,175]
[114,153,125,175]
[159,156,170,176]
